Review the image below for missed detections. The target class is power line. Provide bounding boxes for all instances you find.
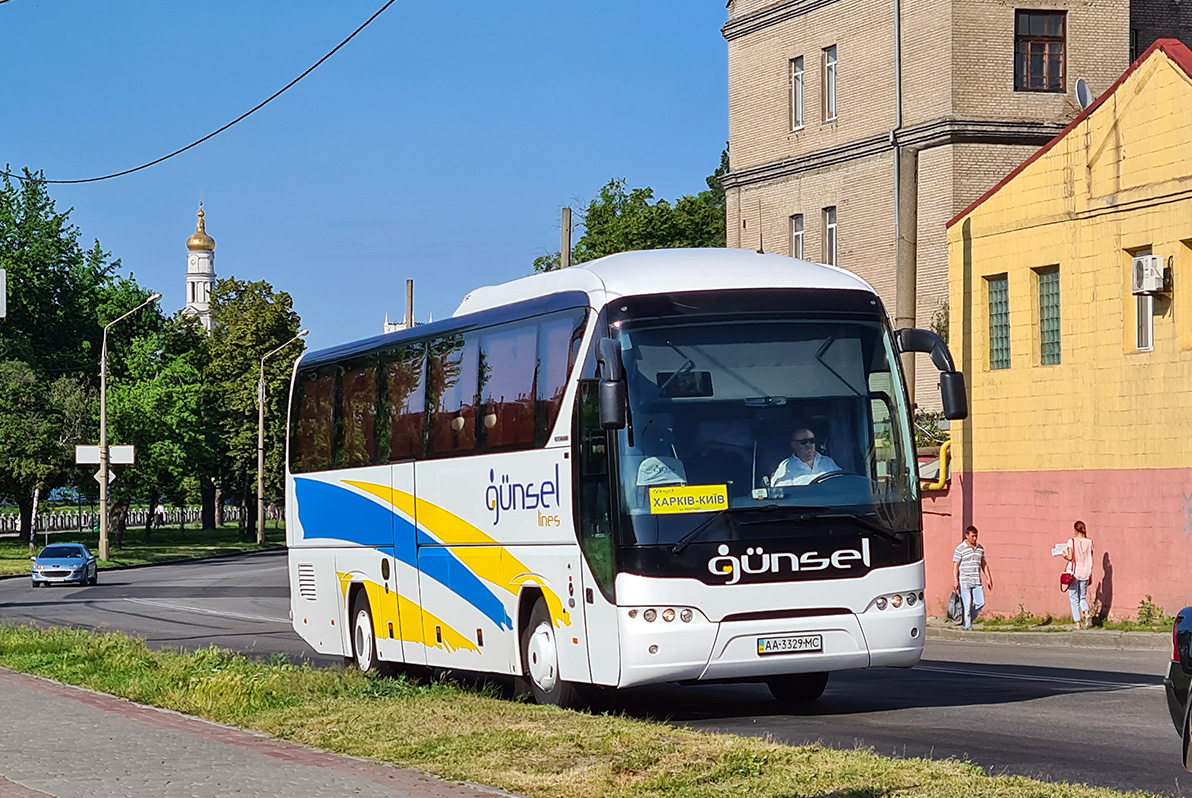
[2,0,397,185]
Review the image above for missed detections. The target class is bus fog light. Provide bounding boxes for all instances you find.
[662,609,675,622]
[906,593,917,606]
[875,597,888,611]
[649,645,659,655]
[910,626,920,638]
[919,592,925,601]
[680,609,693,623]
[643,609,657,622]
[891,595,903,608]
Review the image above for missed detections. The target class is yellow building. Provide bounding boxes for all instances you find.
[943,39,1192,621]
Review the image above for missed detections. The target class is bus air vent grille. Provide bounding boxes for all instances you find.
[297,564,317,600]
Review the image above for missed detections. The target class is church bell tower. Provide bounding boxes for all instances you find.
[183,202,216,331]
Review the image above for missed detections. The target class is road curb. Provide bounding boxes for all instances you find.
[0,545,285,581]
[926,623,1169,651]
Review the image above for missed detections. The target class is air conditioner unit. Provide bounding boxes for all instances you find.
[1132,255,1165,295]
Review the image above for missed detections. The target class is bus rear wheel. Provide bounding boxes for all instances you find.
[351,593,380,674]
[767,672,829,704]
[521,597,579,707]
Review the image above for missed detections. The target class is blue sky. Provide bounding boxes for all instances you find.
[1,1,729,348]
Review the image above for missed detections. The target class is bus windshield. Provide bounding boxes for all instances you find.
[611,311,918,547]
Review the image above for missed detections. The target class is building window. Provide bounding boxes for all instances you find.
[1137,295,1154,351]
[1015,11,1066,92]
[790,57,805,130]
[789,214,804,259]
[822,46,838,121]
[823,207,837,266]
[1036,267,1060,365]
[988,275,1011,369]
[1130,29,1139,63]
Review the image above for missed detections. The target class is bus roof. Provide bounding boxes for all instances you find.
[453,248,877,318]
[300,249,878,369]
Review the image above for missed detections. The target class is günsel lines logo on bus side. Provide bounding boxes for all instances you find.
[485,465,562,527]
[707,539,871,584]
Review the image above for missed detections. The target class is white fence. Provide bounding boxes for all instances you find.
[0,505,246,534]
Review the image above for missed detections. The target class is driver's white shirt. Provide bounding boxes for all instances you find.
[771,452,841,487]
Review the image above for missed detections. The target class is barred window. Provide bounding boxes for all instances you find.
[1015,11,1065,92]
[988,275,1011,370]
[1037,267,1060,365]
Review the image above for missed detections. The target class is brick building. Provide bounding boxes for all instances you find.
[721,0,1148,401]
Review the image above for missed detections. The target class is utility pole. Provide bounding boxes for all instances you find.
[257,330,309,544]
[561,207,572,269]
[99,293,161,562]
[404,279,414,329]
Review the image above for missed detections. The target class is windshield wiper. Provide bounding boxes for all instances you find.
[739,508,907,545]
[671,510,729,554]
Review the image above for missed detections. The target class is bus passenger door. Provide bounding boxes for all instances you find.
[575,381,621,686]
[388,462,421,665]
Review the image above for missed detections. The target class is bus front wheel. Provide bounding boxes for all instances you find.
[351,593,380,674]
[767,672,829,704]
[521,597,579,707]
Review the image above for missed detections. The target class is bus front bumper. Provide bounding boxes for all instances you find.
[616,606,924,689]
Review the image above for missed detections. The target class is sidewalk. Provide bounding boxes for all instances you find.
[0,668,514,798]
[925,617,1170,651]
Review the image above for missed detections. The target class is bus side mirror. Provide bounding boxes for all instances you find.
[596,337,627,430]
[894,327,969,421]
[939,371,968,421]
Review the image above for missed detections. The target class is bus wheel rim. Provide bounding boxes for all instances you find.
[355,611,372,669]
[527,621,558,693]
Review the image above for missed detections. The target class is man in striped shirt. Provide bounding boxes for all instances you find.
[952,525,993,630]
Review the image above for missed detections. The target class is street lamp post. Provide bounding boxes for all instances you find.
[99,292,162,562]
[258,329,308,544]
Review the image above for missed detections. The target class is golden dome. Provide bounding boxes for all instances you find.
[186,203,216,251]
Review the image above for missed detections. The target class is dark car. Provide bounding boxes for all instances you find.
[30,543,98,587]
[1165,607,1192,770]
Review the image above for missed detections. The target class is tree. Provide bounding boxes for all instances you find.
[0,170,138,542]
[107,318,214,542]
[0,361,95,545]
[205,278,305,539]
[534,149,729,273]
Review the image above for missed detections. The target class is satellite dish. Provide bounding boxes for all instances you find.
[1075,78,1094,110]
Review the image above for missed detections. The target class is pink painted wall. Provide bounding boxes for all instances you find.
[919,469,1192,621]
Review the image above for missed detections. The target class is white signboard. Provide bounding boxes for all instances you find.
[76,445,135,465]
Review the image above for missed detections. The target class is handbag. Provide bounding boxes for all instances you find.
[1060,538,1075,591]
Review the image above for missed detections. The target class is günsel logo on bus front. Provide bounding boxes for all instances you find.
[485,465,561,527]
[707,539,871,584]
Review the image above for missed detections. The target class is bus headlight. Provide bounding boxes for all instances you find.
[680,609,693,623]
[643,609,657,622]
[875,597,888,610]
[662,609,675,622]
[891,594,904,609]
[906,593,918,606]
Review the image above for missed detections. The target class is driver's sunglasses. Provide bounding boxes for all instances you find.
[793,437,816,445]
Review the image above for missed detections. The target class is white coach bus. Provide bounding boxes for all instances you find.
[285,248,967,706]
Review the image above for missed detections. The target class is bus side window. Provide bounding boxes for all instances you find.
[575,381,616,599]
[478,323,537,451]
[291,365,336,473]
[427,333,479,456]
[339,356,380,468]
[536,308,588,446]
[381,343,426,461]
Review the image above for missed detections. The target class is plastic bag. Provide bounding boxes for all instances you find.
[947,591,964,622]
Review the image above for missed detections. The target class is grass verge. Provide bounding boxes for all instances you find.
[0,625,1154,798]
[0,525,284,576]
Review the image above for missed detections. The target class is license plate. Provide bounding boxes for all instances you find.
[757,634,823,655]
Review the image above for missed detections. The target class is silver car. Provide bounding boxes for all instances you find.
[31,544,98,587]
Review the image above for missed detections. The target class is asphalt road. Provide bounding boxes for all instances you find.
[0,551,1184,796]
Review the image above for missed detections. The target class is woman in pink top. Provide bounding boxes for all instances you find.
[1063,521,1095,628]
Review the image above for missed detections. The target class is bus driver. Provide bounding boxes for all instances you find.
[771,427,841,487]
